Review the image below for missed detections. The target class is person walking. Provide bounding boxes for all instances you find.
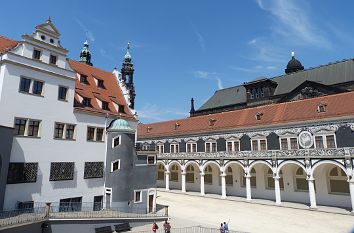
[223,221,229,233]
[152,221,159,233]
[163,220,171,233]
[219,223,225,233]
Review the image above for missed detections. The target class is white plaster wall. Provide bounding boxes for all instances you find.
[185,167,201,192]
[204,165,221,195]
[225,165,246,197]
[251,164,275,200]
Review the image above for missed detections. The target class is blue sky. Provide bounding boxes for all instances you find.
[1,0,354,123]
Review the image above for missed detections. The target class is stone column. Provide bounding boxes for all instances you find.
[200,173,205,196]
[165,171,170,191]
[274,176,281,205]
[246,174,252,201]
[181,172,186,193]
[221,173,227,199]
[348,179,354,213]
[308,178,317,208]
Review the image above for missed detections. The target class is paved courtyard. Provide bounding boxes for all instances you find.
[133,190,354,233]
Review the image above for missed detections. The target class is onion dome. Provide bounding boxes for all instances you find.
[110,119,134,131]
[285,52,304,74]
[79,39,92,66]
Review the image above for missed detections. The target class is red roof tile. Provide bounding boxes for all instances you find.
[138,91,354,138]
[0,36,18,53]
[68,59,135,120]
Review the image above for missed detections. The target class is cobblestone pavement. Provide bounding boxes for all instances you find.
[132,190,354,233]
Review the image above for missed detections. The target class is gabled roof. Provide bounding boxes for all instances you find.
[0,36,18,53]
[68,59,136,121]
[198,58,354,111]
[138,91,354,139]
[35,19,60,36]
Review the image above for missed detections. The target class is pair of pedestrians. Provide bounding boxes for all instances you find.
[152,220,171,233]
[219,221,229,233]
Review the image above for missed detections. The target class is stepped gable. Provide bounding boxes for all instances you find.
[138,91,354,138]
[68,59,135,120]
[0,36,18,53]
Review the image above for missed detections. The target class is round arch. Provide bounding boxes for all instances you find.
[311,160,348,178]
[184,160,201,173]
[277,160,306,176]
[156,160,166,168]
[249,160,272,171]
[202,161,221,172]
[167,160,183,172]
[224,161,245,173]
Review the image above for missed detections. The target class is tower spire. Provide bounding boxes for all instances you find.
[121,42,135,109]
[190,98,195,114]
[80,39,92,66]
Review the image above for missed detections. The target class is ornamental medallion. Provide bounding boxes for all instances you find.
[298,131,313,149]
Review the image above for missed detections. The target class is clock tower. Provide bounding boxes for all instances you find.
[121,43,135,109]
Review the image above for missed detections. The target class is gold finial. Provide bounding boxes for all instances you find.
[291,51,295,58]
[47,16,51,22]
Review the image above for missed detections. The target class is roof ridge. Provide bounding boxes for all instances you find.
[68,59,115,76]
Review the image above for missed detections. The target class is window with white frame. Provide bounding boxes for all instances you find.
[112,136,121,148]
[87,126,104,142]
[170,143,179,153]
[170,165,179,181]
[204,165,213,184]
[241,168,256,188]
[134,190,142,203]
[111,159,120,172]
[205,141,217,153]
[32,49,41,60]
[156,144,164,154]
[280,137,298,150]
[186,142,197,153]
[226,140,240,152]
[251,138,267,151]
[314,134,336,148]
[186,165,195,183]
[157,164,165,180]
[295,168,308,191]
[19,77,44,96]
[147,155,156,165]
[14,118,41,137]
[58,86,68,101]
[266,168,284,190]
[53,122,76,140]
[328,167,349,194]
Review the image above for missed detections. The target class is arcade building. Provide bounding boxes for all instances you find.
[137,53,354,211]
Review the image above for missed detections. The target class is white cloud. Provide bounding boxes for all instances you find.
[193,71,223,89]
[137,103,188,122]
[191,24,206,52]
[231,65,278,73]
[75,19,95,42]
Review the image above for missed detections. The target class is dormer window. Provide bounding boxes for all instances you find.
[317,103,327,113]
[41,35,46,41]
[118,104,125,113]
[255,112,263,120]
[208,119,216,126]
[174,123,180,130]
[102,101,109,110]
[50,38,54,44]
[82,97,91,107]
[33,49,41,60]
[146,127,152,133]
[97,79,105,89]
[80,75,88,84]
[50,55,57,65]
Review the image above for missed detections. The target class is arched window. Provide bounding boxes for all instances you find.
[170,164,179,182]
[157,164,165,180]
[186,165,195,183]
[328,167,349,194]
[295,167,308,191]
[204,165,213,185]
[242,167,256,188]
[226,167,233,186]
[266,168,284,190]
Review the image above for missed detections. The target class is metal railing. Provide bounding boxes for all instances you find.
[136,226,248,233]
[136,143,157,152]
[0,207,47,228]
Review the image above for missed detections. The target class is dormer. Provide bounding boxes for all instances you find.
[33,17,61,47]
[244,78,278,103]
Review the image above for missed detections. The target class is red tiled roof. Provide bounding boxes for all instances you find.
[68,59,136,120]
[138,91,354,138]
[0,36,18,53]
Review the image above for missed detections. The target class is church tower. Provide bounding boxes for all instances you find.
[121,43,135,109]
[80,40,92,66]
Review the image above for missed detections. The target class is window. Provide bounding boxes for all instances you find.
[186,165,194,183]
[170,144,179,153]
[84,162,104,179]
[251,139,267,151]
[102,101,109,110]
[205,142,217,153]
[14,118,41,137]
[80,75,88,84]
[82,97,91,107]
[157,144,164,154]
[118,104,125,113]
[226,167,233,186]
[54,123,76,140]
[170,165,179,181]
[147,156,156,165]
[112,136,121,147]
[93,196,103,211]
[7,163,38,184]
[328,167,349,194]
[50,162,75,181]
[315,134,336,148]
[58,86,68,101]
[111,159,120,172]
[255,112,263,120]
[226,140,240,152]
[266,168,284,190]
[280,137,298,150]
[19,77,44,96]
[241,168,256,188]
[87,127,105,142]
[317,104,327,113]
[134,190,142,203]
[97,79,105,88]
[50,54,57,65]
[18,201,34,210]
[204,165,213,184]
[157,164,165,180]
[186,143,197,153]
[295,168,308,191]
[59,197,82,212]
[32,49,41,60]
